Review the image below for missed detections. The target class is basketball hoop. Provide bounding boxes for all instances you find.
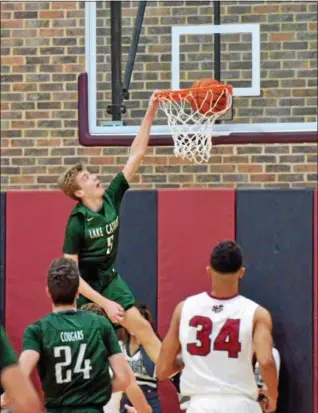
[155,80,233,164]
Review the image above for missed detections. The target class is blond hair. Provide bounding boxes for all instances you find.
[81,303,107,317]
[58,163,84,200]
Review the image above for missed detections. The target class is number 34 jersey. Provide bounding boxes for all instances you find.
[179,292,259,400]
[23,310,121,410]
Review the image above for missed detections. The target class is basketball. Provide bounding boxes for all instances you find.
[190,78,228,115]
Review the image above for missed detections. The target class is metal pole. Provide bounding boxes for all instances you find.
[110,1,122,121]
[214,1,221,82]
[123,1,147,99]
[214,1,221,124]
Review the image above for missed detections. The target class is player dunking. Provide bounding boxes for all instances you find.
[1,258,142,413]
[58,94,161,363]
[157,241,278,413]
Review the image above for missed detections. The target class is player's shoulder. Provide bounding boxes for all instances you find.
[253,303,272,320]
[237,294,260,308]
[105,172,129,194]
[24,317,44,337]
[64,206,85,230]
[69,203,86,218]
[32,312,54,327]
[187,291,208,300]
[29,312,68,331]
[180,292,209,313]
[109,171,128,187]
[184,291,210,304]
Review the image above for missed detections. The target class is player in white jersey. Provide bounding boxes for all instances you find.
[157,240,278,413]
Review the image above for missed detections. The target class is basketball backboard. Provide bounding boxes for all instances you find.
[79,1,317,147]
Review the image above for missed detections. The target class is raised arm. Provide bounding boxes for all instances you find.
[253,306,278,412]
[157,302,184,381]
[122,92,159,183]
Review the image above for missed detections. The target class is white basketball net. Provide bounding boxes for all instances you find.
[157,87,232,164]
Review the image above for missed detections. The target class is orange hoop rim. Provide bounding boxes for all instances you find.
[155,83,233,101]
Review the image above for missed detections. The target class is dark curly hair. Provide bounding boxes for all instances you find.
[210,240,244,274]
[48,257,80,305]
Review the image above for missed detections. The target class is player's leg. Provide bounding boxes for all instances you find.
[104,273,136,313]
[104,274,161,363]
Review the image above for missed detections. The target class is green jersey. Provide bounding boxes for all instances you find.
[63,172,129,291]
[23,310,121,410]
[0,325,18,373]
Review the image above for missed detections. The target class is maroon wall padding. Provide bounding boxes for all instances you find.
[314,189,318,413]
[5,191,75,353]
[158,189,235,336]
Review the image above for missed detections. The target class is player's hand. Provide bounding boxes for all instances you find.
[176,353,185,370]
[124,405,137,413]
[263,395,277,413]
[102,299,124,323]
[258,395,268,412]
[0,392,9,408]
[259,388,277,413]
[147,90,159,118]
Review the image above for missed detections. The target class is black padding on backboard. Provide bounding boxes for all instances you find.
[116,190,158,327]
[0,193,6,326]
[236,189,314,413]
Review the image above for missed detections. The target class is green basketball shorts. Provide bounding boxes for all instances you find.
[77,272,136,313]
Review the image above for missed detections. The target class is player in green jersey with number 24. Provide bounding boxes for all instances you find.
[1,258,141,413]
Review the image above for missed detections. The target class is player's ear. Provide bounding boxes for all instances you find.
[206,265,212,277]
[74,189,84,199]
[45,286,51,299]
[239,267,246,279]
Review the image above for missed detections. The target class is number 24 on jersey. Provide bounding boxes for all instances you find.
[54,344,92,384]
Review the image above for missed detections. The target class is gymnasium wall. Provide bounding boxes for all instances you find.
[0,188,317,413]
[1,1,317,191]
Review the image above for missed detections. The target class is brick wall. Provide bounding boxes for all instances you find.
[1,1,317,190]
[96,1,318,126]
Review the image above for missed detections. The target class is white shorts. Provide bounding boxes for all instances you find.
[186,394,262,413]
